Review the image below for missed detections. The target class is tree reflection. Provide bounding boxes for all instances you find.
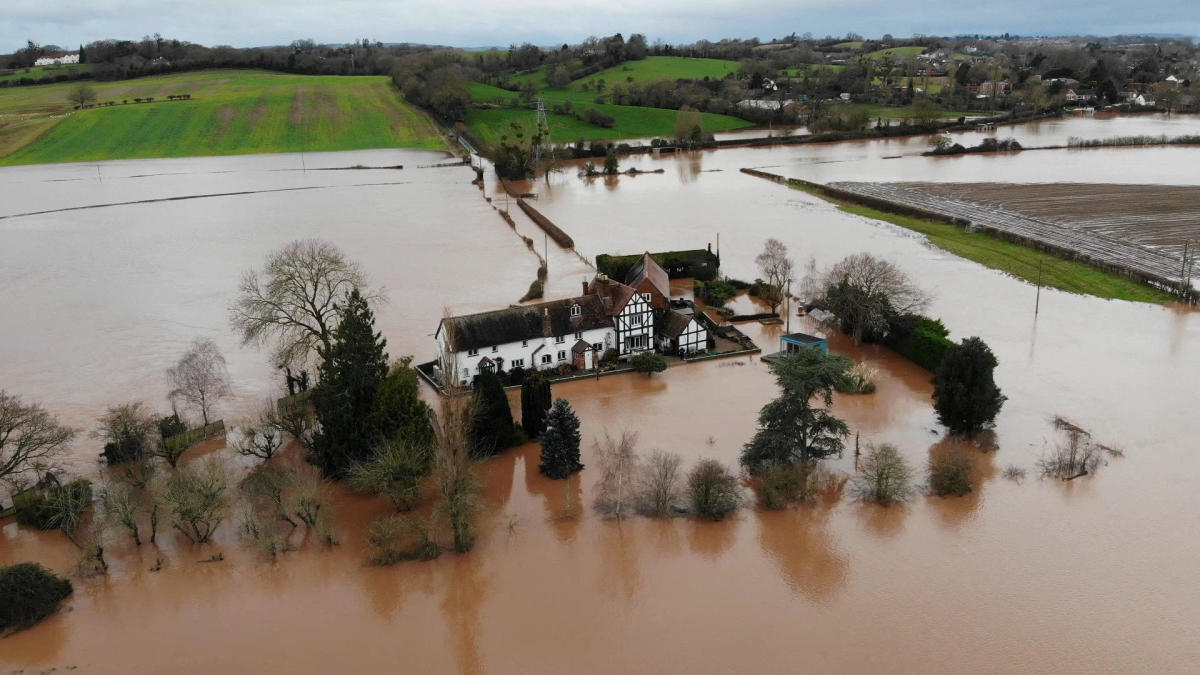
[756,488,849,601]
[441,552,492,675]
[925,432,998,530]
[597,520,641,601]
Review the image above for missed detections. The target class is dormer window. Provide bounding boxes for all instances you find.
[570,303,582,317]
[491,345,498,353]
[640,293,651,302]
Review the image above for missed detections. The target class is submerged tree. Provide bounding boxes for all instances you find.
[166,337,232,426]
[469,369,516,457]
[95,402,157,465]
[347,441,432,511]
[819,253,928,344]
[755,238,794,315]
[0,391,76,488]
[539,398,583,479]
[370,357,435,449]
[310,288,389,478]
[520,372,552,439]
[932,337,1005,435]
[854,444,913,506]
[230,239,372,369]
[741,349,852,474]
[687,459,741,521]
[593,430,640,518]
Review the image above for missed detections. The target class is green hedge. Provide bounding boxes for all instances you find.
[0,562,73,632]
[14,479,93,530]
[596,249,720,282]
[886,314,954,372]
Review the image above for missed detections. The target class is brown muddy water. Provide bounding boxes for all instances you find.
[2,116,1200,673]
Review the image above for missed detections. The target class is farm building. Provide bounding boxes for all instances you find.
[33,53,80,66]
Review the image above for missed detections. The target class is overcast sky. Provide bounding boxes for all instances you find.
[5,0,1197,53]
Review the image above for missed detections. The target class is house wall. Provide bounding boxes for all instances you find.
[679,320,707,354]
[614,293,655,355]
[442,326,614,386]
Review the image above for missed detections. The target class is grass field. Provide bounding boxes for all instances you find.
[863,46,926,61]
[0,70,446,165]
[0,64,93,84]
[833,41,865,49]
[819,194,1173,303]
[468,59,754,145]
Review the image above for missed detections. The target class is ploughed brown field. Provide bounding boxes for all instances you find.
[900,182,1200,257]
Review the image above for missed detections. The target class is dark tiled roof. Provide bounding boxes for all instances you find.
[440,295,610,352]
[586,276,637,316]
[571,339,591,354]
[661,310,694,339]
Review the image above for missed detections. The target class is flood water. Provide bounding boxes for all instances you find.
[3,115,1200,672]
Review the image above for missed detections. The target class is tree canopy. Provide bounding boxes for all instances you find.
[539,398,583,479]
[933,337,1006,435]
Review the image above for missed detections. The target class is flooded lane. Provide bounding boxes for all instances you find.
[3,118,1200,672]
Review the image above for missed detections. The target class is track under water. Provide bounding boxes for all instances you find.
[2,116,1199,673]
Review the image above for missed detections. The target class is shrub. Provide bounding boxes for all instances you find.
[695,279,738,306]
[520,372,552,438]
[687,459,741,521]
[366,515,440,565]
[469,369,517,457]
[0,563,73,632]
[631,351,667,376]
[759,461,812,509]
[836,362,878,394]
[16,478,93,531]
[346,441,432,511]
[928,455,972,497]
[585,107,615,128]
[854,444,912,506]
[163,458,228,543]
[933,337,1006,435]
[600,348,619,364]
[885,313,953,371]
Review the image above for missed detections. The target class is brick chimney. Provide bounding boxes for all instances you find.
[582,279,589,295]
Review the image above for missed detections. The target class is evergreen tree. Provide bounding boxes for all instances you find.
[469,370,516,457]
[539,398,583,479]
[311,289,388,478]
[740,348,852,473]
[933,337,1006,435]
[370,356,434,448]
[520,372,552,438]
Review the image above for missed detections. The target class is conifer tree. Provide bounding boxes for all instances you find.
[520,372,552,438]
[469,370,516,457]
[311,288,388,477]
[539,398,583,479]
[932,337,1005,435]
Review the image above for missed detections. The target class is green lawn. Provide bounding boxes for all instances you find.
[833,41,864,49]
[0,64,93,84]
[467,62,754,145]
[572,56,741,90]
[0,70,446,165]
[863,46,926,61]
[836,201,1173,303]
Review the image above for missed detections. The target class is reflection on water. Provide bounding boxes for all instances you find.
[3,117,1200,671]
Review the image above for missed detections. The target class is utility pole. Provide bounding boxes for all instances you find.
[1035,258,1043,315]
[785,277,792,333]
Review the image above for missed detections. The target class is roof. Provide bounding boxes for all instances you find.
[586,275,637,316]
[571,339,591,354]
[781,332,826,345]
[625,252,669,299]
[439,295,610,352]
[661,310,695,340]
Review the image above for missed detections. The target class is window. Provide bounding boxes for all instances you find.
[640,293,651,303]
[574,331,582,340]
[555,335,565,344]
[557,350,566,361]
[541,354,552,365]
[631,314,642,326]
[462,368,469,379]
[593,342,603,353]
[570,304,581,317]
[468,347,478,356]
[491,345,498,353]
[521,339,528,347]
[511,358,524,368]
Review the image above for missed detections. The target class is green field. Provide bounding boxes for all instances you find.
[827,197,1172,303]
[833,41,865,49]
[0,70,446,165]
[863,46,927,61]
[0,64,93,84]
[467,58,754,145]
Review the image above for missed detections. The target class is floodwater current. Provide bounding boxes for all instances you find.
[2,115,1199,672]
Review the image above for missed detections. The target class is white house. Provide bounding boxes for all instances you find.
[658,303,708,356]
[436,295,614,387]
[33,53,80,66]
[587,273,655,356]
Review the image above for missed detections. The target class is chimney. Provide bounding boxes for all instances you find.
[582,279,589,295]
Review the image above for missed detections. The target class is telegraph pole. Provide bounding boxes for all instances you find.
[1035,259,1043,315]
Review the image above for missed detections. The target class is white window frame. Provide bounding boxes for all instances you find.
[557,350,566,361]
[491,345,498,353]
[574,331,582,340]
[541,354,552,364]
[468,347,478,356]
[555,335,565,344]
[511,358,525,368]
[570,304,581,317]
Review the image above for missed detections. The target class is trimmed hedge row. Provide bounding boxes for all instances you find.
[885,313,954,372]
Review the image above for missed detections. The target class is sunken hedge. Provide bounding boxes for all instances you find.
[884,313,955,372]
[597,249,720,282]
[15,478,94,530]
[0,563,73,633]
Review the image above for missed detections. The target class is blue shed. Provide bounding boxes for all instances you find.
[780,332,828,355]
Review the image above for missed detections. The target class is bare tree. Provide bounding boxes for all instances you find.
[229,239,373,368]
[95,402,158,465]
[755,238,794,315]
[593,431,641,518]
[637,450,682,517]
[820,253,929,343]
[235,400,285,461]
[163,457,229,543]
[167,338,232,427]
[0,391,76,489]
